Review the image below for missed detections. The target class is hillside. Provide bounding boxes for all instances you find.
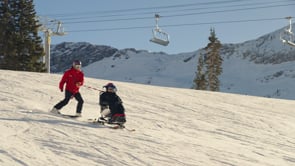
[1,70,295,166]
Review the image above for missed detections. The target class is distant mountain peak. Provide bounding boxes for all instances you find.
[51,26,295,100]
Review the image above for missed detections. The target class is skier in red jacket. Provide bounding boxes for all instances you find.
[51,60,84,117]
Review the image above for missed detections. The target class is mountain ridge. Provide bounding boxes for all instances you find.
[50,25,295,100]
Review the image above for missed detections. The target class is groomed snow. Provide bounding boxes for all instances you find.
[1,69,295,166]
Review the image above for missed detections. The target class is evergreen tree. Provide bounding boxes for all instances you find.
[0,0,17,70]
[193,28,222,91]
[193,53,207,90]
[0,0,45,72]
[205,28,222,91]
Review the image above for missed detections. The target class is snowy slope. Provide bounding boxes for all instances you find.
[82,46,295,100]
[1,69,295,166]
[82,50,197,88]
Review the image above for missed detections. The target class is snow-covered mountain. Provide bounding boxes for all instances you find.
[51,25,295,100]
[1,69,295,166]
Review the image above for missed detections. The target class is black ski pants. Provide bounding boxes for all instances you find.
[54,90,84,113]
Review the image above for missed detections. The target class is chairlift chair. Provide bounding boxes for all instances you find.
[280,17,295,47]
[54,21,66,36]
[150,29,170,46]
[150,14,170,46]
[53,21,67,36]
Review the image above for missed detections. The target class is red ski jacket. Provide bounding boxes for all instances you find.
[59,67,84,94]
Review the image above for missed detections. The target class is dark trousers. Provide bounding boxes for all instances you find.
[109,103,125,115]
[54,90,84,113]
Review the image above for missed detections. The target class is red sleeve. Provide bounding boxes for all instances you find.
[59,71,69,90]
[80,72,84,86]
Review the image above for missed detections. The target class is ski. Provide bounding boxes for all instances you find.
[49,112,135,131]
[88,118,135,132]
[61,114,81,118]
[89,119,122,129]
[50,112,81,119]
[121,125,136,132]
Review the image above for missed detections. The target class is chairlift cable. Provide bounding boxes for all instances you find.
[61,3,295,25]
[45,0,293,22]
[66,17,292,33]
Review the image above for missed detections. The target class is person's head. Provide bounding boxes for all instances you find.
[103,83,117,93]
[72,60,82,70]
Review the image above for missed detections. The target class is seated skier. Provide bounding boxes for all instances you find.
[99,83,126,124]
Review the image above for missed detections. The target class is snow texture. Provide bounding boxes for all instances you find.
[1,69,295,166]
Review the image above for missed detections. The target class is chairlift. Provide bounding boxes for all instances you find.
[150,14,170,46]
[280,16,295,47]
[53,21,67,36]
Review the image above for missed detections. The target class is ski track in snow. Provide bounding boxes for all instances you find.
[1,70,295,166]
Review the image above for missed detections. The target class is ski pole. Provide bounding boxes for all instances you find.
[83,85,104,92]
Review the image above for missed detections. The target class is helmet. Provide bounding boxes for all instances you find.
[103,83,117,92]
[73,60,82,69]
[73,60,82,66]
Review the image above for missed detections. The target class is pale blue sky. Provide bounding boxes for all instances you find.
[34,0,295,54]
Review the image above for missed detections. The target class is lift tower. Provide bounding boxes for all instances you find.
[37,17,67,73]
